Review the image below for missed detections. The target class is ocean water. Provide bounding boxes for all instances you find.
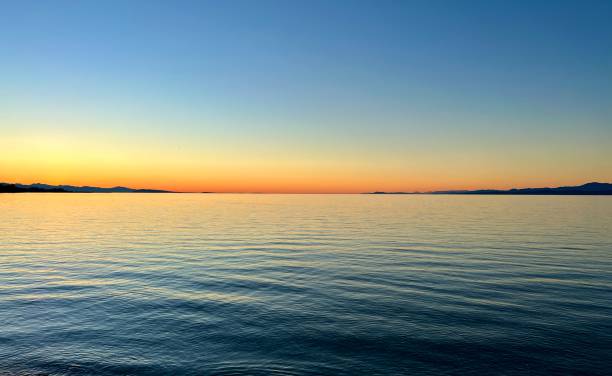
[1,194,611,376]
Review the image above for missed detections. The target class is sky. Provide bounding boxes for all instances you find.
[1,0,611,193]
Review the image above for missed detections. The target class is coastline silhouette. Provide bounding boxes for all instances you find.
[0,183,171,193]
[367,182,612,195]
[3,182,612,194]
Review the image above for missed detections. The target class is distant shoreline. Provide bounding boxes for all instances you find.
[2,182,612,195]
[0,183,172,194]
[365,182,612,195]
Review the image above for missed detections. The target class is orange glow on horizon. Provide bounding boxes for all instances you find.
[2,130,610,193]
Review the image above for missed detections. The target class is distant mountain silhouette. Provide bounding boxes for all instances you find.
[367,182,612,195]
[433,182,612,195]
[1,182,171,193]
[0,183,69,193]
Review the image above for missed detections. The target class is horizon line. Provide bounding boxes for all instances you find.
[3,181,611,195]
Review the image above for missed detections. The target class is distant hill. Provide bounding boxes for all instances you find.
[432,182,612,195]
[0,183,69,193]
[366,182,612,195]
[1,182,172,193]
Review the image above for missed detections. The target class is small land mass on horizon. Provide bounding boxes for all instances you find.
[2,181,612,195]
[367,182,612,195]
[0,183,172,193]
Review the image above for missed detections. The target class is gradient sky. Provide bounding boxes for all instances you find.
[2,0,611,193]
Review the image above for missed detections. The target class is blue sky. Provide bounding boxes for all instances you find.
[1,0,611,192]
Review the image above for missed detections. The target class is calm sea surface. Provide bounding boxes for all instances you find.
[1,194,611,375]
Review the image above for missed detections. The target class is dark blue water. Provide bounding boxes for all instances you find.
[1,194,611,375]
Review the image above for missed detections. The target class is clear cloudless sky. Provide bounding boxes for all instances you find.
[1,0,611,192]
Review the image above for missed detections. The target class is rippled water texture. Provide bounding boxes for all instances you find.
[1,194,611,375]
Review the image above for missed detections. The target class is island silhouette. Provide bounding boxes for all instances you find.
[2,181,612,194]
[367,182,612,195]
[0,183,171,193]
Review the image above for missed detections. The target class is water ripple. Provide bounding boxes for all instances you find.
[1,194,611,375]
